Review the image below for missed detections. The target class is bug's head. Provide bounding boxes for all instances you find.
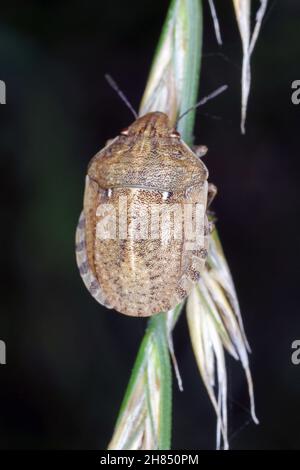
[121,112,180,139]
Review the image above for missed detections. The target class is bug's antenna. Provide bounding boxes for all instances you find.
[177,84,228,122]
[105,74,138,119]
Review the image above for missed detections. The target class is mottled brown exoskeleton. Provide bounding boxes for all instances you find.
[76,111,216,317]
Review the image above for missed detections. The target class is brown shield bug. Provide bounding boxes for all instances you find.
[76,111,216,317]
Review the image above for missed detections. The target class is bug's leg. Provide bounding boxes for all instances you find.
[76,211,112,308]
[192,145,208,158]
[207,182,217,208]
[207,183,218,233]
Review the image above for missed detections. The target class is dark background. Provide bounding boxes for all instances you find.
[0,0,299,450]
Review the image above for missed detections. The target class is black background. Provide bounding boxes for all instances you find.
[0,0,299,450]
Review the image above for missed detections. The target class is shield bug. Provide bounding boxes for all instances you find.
[76,111,216,317]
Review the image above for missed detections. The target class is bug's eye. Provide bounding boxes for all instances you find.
[120,127,129,136]
[170,130,180,138]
